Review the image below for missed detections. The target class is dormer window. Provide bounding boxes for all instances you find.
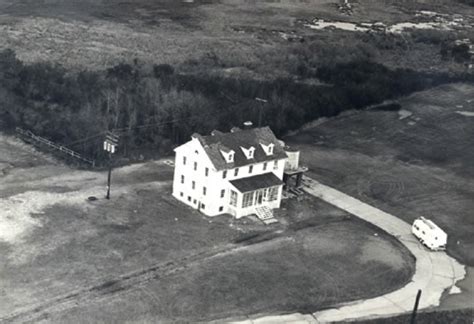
[268,143,274,155]
[240,146,255,159]
[220,149,235,163]
[260,142,274,156]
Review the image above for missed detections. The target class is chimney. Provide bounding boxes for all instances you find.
[243,121,253,130]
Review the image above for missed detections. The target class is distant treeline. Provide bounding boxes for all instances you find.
[459,0,474,6]
[0,49,471,164]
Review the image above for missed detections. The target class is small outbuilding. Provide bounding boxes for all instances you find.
[412,217,447,251]
[282,145,308,190]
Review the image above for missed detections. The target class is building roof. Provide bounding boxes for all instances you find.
[192,126,287,171]
[417,217,447,235]
[230,172,283,193]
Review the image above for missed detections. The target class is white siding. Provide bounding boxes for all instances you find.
[172,138,287,218]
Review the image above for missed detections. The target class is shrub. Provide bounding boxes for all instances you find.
[153,64,174,78]
[0,49,464,164]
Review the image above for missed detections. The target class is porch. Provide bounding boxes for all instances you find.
[229,173,283,219]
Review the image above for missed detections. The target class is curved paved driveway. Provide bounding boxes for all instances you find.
[229,177,466,324]
[305,177,465,322]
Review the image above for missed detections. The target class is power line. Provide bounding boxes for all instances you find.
[64,112,215,147]
[65,97,259,146]
[67,132,106,147]
[112,99,251,133]
[112,111,216,133]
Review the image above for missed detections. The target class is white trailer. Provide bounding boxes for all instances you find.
[412,217,447,251]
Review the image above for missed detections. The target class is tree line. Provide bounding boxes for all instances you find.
[0,49,470,165]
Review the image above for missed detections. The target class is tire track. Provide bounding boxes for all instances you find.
[0,243,237,323]
[1,232,298,323]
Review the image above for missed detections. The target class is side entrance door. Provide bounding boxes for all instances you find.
[256,190,263,205]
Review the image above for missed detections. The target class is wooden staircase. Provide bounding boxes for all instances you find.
[255,206,278,225]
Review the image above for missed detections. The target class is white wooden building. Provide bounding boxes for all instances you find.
[172,126,288,219]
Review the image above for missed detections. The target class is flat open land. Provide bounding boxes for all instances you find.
[286,83,474,309]
[0,135,414,322]
[287,83,474,265]
[0,0,472,74]
[0,0,472,322]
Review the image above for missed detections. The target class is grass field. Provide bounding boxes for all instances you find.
[28,219,414,323]
[285,82,474,319]
[286,83,474,266]
[0,0,471,74]
[356,308,473,324]
[0,135,414,322]
[284,82,474,317]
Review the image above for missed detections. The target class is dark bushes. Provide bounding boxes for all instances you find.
[371,103,401,112]
[0,49,460,164]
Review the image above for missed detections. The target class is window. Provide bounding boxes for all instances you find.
[205,167,209,176]
[192,181,195,189]
[183,156,187,165]
[249,165,253,174]
[260,143,274,156]
[240,146,255,159]
[248,147,255,159]
[203,186,207,195]
[230,190,238,207]
[268,144,274,155]
[219,206,224,212]
[268,186,278,201]
[194,162,197,171]
[188,196,191,202]
[193,199,197,204]
[180,192,183,197]
[220,189,225,198]
[221,150,235,163]
[273,160,278,170]
[242,192,254,208]
[223,170,227,179]
[263,162,267,171]
[181,175,185,184]
[201,204,205,210]
[234,168,239,177]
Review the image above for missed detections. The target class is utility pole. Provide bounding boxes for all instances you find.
[410,289,422,324]
[103,131,119,200]
[255,97,268,127]
[106,153,112,199]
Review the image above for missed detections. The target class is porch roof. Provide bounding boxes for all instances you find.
[230,172,283,193]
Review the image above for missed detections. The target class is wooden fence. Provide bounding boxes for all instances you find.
[16,127,95,166]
